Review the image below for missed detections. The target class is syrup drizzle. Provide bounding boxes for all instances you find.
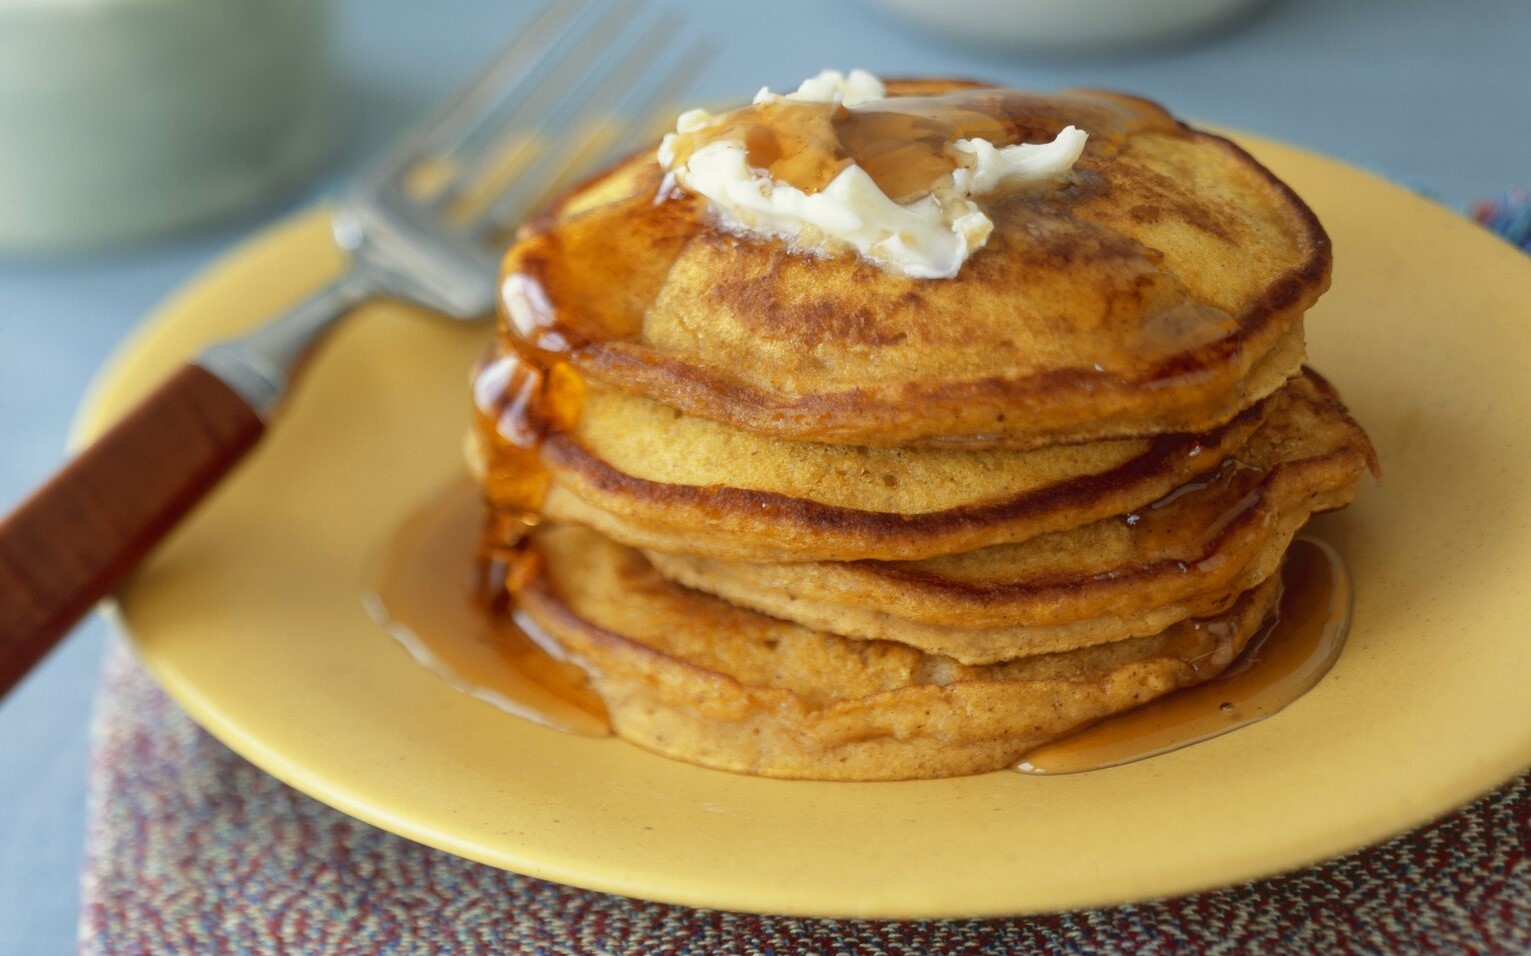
[1014,538,1350,775]
[1111,455,1273,579]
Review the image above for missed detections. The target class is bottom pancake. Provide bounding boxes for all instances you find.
[514,523,1283,781]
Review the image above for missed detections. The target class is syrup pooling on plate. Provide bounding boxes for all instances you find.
[365,482,610,736]
[1015,538,1351,775]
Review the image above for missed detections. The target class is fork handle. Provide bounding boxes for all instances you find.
[0,365,264,698]
[0,272,369,699]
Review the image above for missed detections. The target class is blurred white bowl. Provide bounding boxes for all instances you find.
[867,0,1273,53]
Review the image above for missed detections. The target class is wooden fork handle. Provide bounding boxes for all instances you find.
[0,364,264,698]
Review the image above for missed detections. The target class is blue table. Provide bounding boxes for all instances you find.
[2,1,1527,950]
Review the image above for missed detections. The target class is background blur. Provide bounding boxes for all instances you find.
[1,0,1527,950]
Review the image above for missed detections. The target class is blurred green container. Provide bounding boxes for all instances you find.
[0,0,334,254]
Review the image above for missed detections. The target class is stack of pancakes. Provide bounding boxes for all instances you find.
[468,82,1375,781]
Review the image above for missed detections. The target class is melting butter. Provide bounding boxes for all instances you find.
[657,70,1087,279]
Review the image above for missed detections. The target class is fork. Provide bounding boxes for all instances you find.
[0,0,706,699]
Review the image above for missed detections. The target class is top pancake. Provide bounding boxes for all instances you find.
[500,79,1328,448]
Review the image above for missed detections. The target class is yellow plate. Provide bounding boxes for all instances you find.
[84,136,1531,919]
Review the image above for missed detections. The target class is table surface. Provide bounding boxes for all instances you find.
[2,1,1527,951]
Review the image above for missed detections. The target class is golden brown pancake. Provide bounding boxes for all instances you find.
[497,80,1328,449]
[468,380,1271,563]
[644,370,1374,663]
[515,521,1282,781]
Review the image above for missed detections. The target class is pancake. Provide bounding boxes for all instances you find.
[471,375,1272,563]
[496,79,1328,449]
[514,521,1283,782]
[461,75,1375,783]
[644,370,1375,663]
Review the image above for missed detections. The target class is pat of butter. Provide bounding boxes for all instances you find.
[657,70,1087,279]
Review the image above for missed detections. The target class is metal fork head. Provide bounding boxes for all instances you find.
[333,0,709,322]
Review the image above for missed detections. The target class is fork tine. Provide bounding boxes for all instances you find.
[415,1,579,158]
[602,38,716,160]
[367,0,583,187]
[466,12,678,234]
[334,0,708,325]
[429,0,643,215]
[472,35,714,239]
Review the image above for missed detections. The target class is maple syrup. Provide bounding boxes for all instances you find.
[1015,538,1350,775]
[364,482,609,736]
[1113,455,1272,576]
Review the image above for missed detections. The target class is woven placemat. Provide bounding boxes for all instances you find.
[79,636,1530,955]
